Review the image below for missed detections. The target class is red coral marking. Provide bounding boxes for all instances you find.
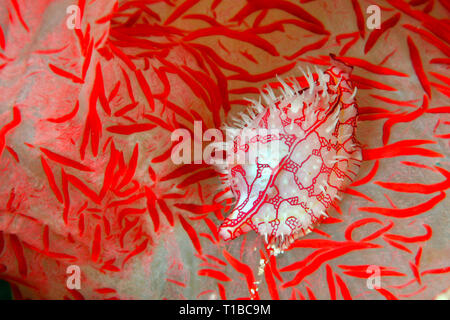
[40,147,92,172]
[116,143,139,190]
[285,36,329,60]
[40,156,63,203]
[342,188,375,202]
[421,266,450,276]
[350,0,365,39]
[384,224,432,243]
[403,24,450,57]
[118,208,146,226]
[165,100,195,123]
[407,36,432,97]
[95,288,116,294]
[101,261,121,273]
[179,214,202,254]
[415,247,423,267]
[217,283,227,300]
[376,287,398,300]
[344,218,384,241]
[9,234,27,278]
[156,199,174,226]
[334,273,352,300]
[5,146,19,162]
[376,166,450,193]
[114,102,139,117]
[177,169,218,189]
[109,42,137,71]
[382,95,428,145]
[135,69,155,111]
[82,40,93,80]
[107,123,156,135]
[0,231,4,255]
[66,173,101,204]
[122,239,149,268]
[184,27,279,56]
[0,106,21,158]
[325,264,336,300]
[0,25,5,50]
[108,81,121,102]
[364,13,401,54]
[46,101,79,123]
[91,224,102,262]
[263,258,280,300]
[78,213,85,236]
[430,58,450,65]
[341,268,405,278]
[165,0,199,25]
[174,203,222,215]
[96,2,118,24]
[336,32,359,56]
[6,188,15,211]
[370,94,419,107]
[383,236,412,253]
[253,9,268,27]
[48,64,84,84]
[351,160,379,187]
[198,269,232,282]
[43,225,49,252]
[191,43,248,74]
[350,74,397,91]
[409,261,422,285]
[360,192,445,218]
[283,242,381,288]
[431,82,450,98]
[166,278,187,287]
[94,62,111,116]
[360,221,394,242]
[11,0,29,32]
[61,169,70,225]
[222,249,259,299]
[336,56,408,77]
[251,0,324,28]
[362,140,443,160]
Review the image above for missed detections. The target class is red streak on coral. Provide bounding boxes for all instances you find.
[165,0,199,25]
[46,102,80,123]
[376,287,399,300]
[179,214,202,255]
[344,218,384,241]
[48,64,84,84]
[384,224,432,243]
[40,156,63,203]
[350,0,365,39]
[222,249,259,299]
[122,238,149,268]
[285,37,329,60]
[184,27,279,57]
[363,140,443,160]
[407,36,432,97]
[334,273,352,300]
[325,264,336,300]
[364,13,401,54]
[11,0,29,32]
[9,234,27,278]
[0,106,21,158]
[91,224,102,262]
[360,192,445,218]
[198,269,232,282]
[40,147,93,172]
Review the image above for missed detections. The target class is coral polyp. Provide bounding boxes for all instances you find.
[218,56,362,249]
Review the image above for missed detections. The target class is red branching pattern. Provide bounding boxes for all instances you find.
[0,0,448,300]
